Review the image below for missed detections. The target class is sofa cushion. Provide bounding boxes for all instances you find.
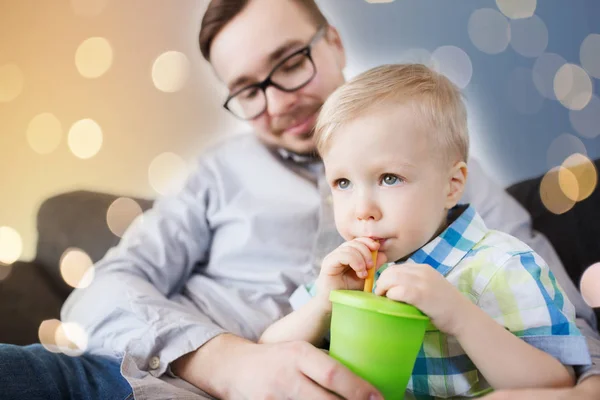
[507,158,600,288]
[0,261,64,345]
[34,191,153,297]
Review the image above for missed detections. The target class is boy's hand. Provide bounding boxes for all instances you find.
[374,262,472,335]
[315,238,387,309]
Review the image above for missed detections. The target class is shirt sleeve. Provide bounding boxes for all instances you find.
[462,157,598,332]
[61,159,227,379]
[477,250,591,366]
[289,283,315,311]
[574,317,600,383]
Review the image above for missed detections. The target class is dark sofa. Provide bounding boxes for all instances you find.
[1,161,599,345]
[0,192,152,345]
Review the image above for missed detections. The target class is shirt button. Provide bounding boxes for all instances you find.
[149,356,160,370]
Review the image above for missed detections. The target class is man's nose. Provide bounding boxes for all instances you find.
[265,86,298,116]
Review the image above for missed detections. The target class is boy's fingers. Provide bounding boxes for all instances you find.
[375,278,409,299]
[374,278,390,296]
[352,237,381,252]
[343,241,375,267]
[324,248,367,277]
[383,285,412,303]
[338,247,369,277]
[374,267,407,295]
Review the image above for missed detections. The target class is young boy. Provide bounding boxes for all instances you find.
[259,64,591,397]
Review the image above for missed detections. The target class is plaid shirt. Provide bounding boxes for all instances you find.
[292,204,591,399]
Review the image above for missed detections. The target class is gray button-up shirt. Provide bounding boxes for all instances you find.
[62,133,599,399]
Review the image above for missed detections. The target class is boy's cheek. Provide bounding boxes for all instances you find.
[333,206,352,232]
[337,226,354,242]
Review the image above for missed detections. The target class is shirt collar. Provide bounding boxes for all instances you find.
[398,204,488,276]
[277,147,320,164]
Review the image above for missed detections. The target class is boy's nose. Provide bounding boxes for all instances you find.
[355,195,382,221]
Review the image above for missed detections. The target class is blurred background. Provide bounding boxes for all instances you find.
[0,0,598,292]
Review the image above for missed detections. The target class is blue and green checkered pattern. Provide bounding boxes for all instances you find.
[376,205,590,398]
[299,204,591,398]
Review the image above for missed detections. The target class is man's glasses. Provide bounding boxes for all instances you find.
[223,26,327,120]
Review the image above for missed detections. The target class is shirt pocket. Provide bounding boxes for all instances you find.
[407,330,480,398]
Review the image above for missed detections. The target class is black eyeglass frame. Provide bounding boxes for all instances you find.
[223,26,328,120]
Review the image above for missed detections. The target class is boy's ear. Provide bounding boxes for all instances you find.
[445,161,468,209]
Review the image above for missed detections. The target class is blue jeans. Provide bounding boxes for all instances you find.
[0,344,133,400]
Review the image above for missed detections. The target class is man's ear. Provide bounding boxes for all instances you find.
[325,25,346,70]
[445,161,468,209]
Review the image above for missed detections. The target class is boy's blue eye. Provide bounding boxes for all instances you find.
[336,179,351,189]
[381,174,402,186]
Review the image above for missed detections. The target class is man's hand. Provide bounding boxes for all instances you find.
[482,375,600,399]
[315,238,387,309]
[173,333,383,400]
[374,262,471,335]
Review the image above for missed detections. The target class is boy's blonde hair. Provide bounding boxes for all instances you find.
[315,64,469,165]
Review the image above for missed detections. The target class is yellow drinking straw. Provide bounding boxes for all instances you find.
[364,250,377,293]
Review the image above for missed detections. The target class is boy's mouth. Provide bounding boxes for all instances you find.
[368,237,388,246]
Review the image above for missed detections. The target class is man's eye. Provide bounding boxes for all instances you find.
[381,174,402,186]
[240,88,259,100]
[282,58,305,72]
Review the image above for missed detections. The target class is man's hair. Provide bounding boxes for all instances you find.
[199,0,329,61]
[315,63,469,165]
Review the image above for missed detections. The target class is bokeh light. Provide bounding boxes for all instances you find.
[509,15,548,58]
[75,37,113,79]
[39,319,89,356]
[554,64,593,111]
[557,165,579,202]
[148,152,188,195]
[532,53,567,100]
[561,153,597,202]
[0,63,24,102]
[496,0,536,19]
[468,8,511,55]
[431,46,473,89]
[580,33,600,79]
[60,248,95,289]
[507,67,544,114]
[38,319,62,353]
[68,119,103,159]
[152,51,190,93]
[546,133,587,168]
[26,113,63,155]
[70,0,109,17]
[580,263,600,308]
[0,226,23,265]
[54,322,88,357]
[540,167,576,215]
[569,95,600,139]
[106,197,143,238]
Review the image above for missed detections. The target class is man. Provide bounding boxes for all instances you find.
[0,0,598,399]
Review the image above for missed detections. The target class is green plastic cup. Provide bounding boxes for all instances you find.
[329,290,430,400]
